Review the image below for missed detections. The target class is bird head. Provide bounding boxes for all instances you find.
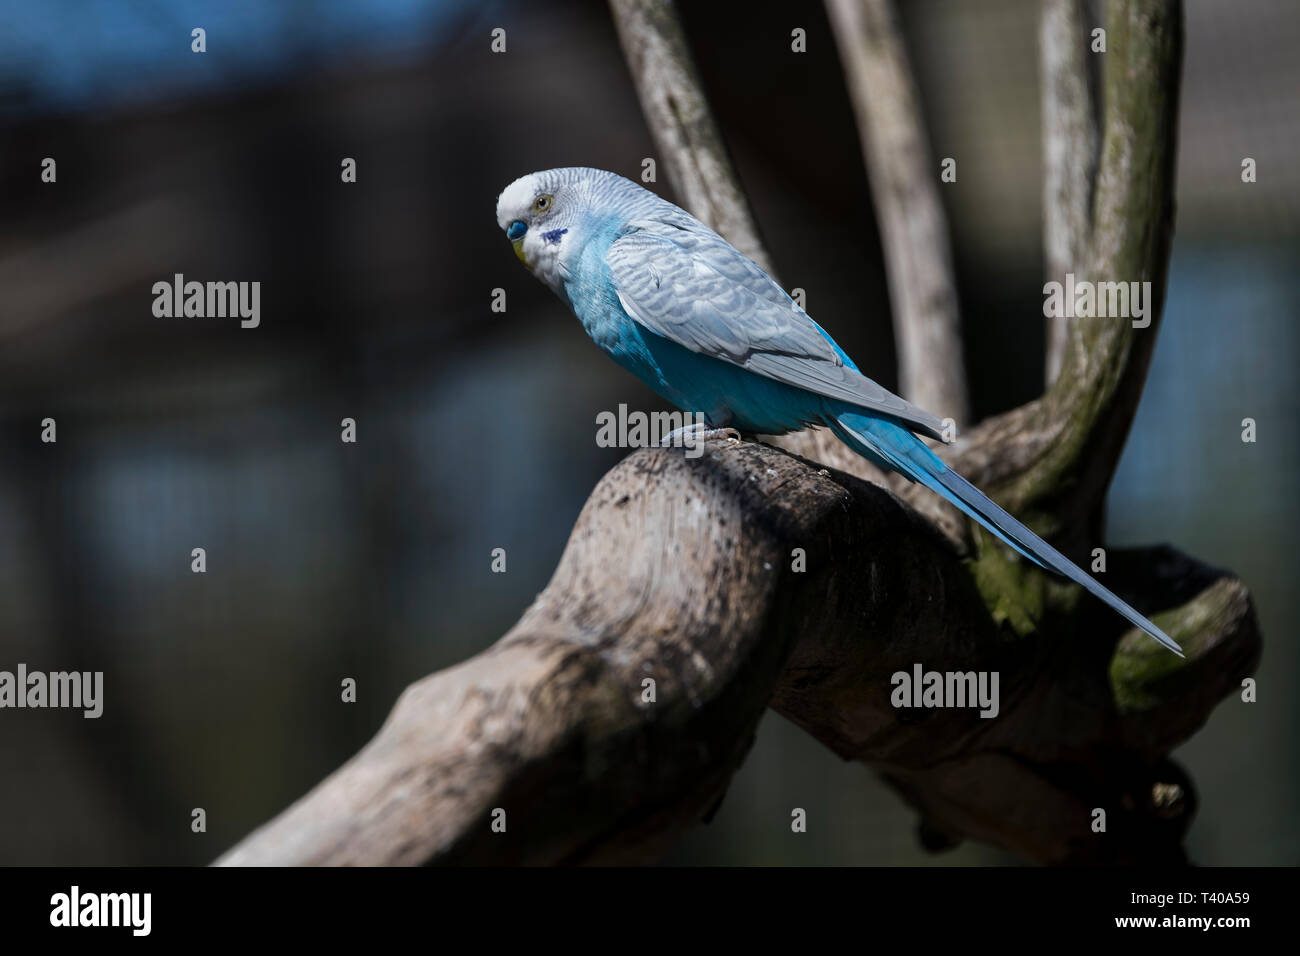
[495,170,579,290]
[496,168,652,294]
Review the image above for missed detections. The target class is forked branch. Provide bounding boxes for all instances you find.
[216,0,1257,868]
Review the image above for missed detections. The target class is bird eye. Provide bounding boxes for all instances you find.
[532,194,553,214]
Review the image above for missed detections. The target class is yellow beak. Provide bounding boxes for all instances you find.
[512,237,530,268]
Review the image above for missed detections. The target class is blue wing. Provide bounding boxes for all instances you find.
[605,217,951,441]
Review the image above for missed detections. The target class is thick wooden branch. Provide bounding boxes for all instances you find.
[217,440,1258,866]
[217,438,962,864]
[826,0,970,424]
[774,537,1258,864]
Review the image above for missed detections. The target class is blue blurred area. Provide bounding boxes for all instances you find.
[0,0,493,115]
[1109,243,1300,865]
[1114,245,1300,532]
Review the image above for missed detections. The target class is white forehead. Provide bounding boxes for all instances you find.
[496,174,541,228]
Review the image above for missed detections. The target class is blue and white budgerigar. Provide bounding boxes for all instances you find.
[496,167,1181,656]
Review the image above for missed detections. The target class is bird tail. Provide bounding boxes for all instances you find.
[828,409,1183,657]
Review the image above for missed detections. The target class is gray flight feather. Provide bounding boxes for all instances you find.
[605,215,951,441]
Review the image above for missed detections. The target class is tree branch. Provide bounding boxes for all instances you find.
[1042,0,1102,386]
[608,0,777,276]
[216,438,968,865]
[825,0,970,424]
[217,440,1258,866]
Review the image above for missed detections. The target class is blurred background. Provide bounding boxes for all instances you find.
[0,0,1295,865]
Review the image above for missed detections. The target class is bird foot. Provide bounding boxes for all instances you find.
[659,424,741,448]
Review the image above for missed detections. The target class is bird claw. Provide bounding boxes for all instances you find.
[658,424,741,448]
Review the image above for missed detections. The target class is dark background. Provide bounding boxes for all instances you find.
[0,0,1295,865]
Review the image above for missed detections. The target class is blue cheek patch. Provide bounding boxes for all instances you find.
[507,220,527,241]
[542,228,568,245]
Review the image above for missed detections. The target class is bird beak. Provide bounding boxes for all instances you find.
[511,237,531,268]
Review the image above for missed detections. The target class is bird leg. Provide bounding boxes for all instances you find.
[659,422,741,448]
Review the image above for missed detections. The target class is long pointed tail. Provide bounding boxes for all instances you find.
[829,410,1183,656]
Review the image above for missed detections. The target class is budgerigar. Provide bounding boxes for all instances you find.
[496,167,1181,656]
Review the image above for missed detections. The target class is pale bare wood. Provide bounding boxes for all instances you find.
[825,0,970,425]
[1042,0,1102,387]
